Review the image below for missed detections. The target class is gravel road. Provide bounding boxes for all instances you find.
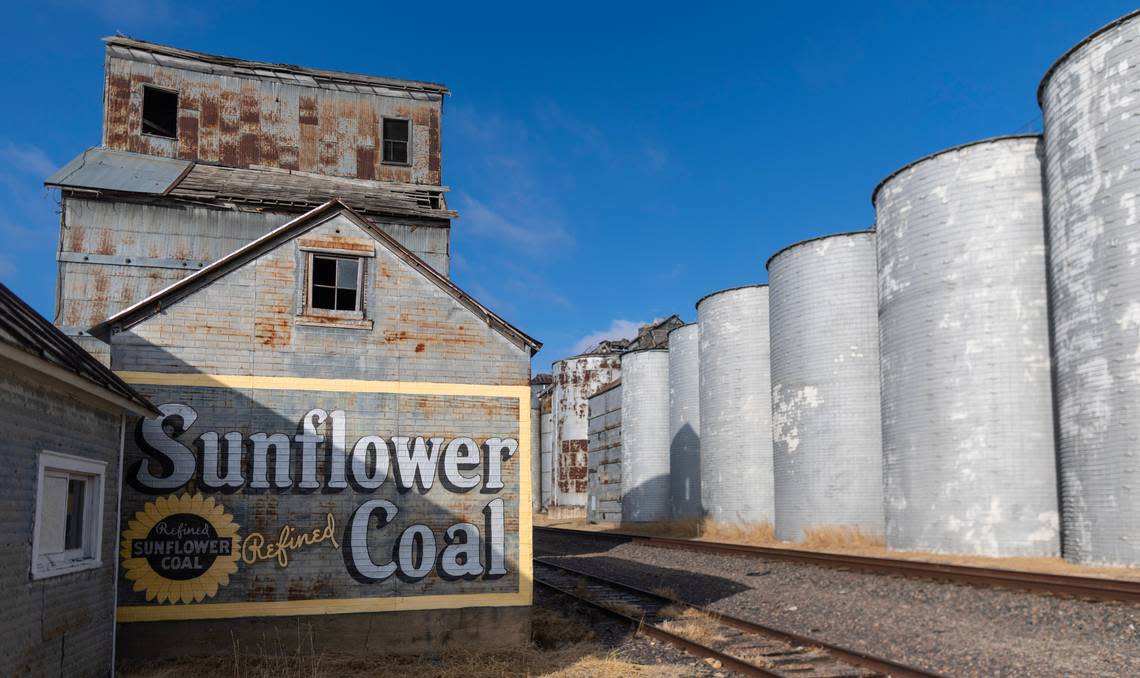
[536,530,1140,677]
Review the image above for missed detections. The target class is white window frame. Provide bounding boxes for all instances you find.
[31,451,106,579]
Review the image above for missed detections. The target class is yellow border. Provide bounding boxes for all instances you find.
[115,371,533,623]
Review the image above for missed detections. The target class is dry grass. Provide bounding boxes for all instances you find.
[697,520,776,545]
[658,608,728,647]
[544,518,1140,581]
[119,606,689,678]
[798,525,886,550]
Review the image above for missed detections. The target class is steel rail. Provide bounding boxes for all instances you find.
[535,557,943,678]
[535,525,1140,604]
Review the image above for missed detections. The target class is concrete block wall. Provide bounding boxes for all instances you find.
[0,362,122,678]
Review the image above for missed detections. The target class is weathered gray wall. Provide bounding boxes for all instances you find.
[697,286,774,524]
[621,350,670,523]
[668,324,701,520]
[0,361,122,677]
[875,136,1059,557]
[56,197,449,345]
[587,384,622,523]
[1041,10,1140,566]
[768,232,883,541]
[103,44,444,184]
[108,212,530,654]
[550,356,621,508]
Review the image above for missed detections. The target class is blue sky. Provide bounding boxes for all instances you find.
[0,1,1133,370]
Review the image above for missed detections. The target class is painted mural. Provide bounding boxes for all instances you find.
[116,375,531,622]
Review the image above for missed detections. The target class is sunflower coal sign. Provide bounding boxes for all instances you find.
[113,373,532,622]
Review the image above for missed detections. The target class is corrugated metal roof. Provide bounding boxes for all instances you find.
[47,148,456,221]
[45,148,190,195]
[0,283,155,414]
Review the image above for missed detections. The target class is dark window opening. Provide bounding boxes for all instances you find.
[142,86,179,139]
[382,118,410,164]
[311,255,361,312]
[64,478,85,551]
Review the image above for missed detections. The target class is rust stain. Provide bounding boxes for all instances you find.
[297,235,374,253]
[96,229,114,256]
[414,342,425,353]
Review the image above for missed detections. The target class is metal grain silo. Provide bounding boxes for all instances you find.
[621,349,671,522]
[668,324,701,520]
[874,135,1059,557]
[1040,10,1140,565]
[551,354,622,508]
[530,377,550,513]
[540,398,554,509]
[697,285,775,524]
[767,231,884,542]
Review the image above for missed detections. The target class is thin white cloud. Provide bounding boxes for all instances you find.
[0,143,57,179]
[570,317,658,355]
[454,192,573,254]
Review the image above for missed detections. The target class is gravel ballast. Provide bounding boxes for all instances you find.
[536,530,1140,677]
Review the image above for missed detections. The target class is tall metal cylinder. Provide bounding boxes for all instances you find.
[621,349,671,522]
[551,355,622,507]
[874,135,1059,557]
[767,232,884,541]
[697,285,774,524]
[668,324,701,520]
[1040,10,1140,565]
[530,383,543,513]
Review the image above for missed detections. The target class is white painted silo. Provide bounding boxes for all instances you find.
[621,349,671,523]
[874,135,1059,557]
[767,231,884,542]
[530,381,547,513]
[668,324,701,520]
[1040,10,1140,565]
[551,354,622,507]
[697,285,774,524]
[540,405,554,509]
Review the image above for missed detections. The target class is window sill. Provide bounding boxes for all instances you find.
[32,557,102,580]
[380,160,412,167]
[296,315,373,330]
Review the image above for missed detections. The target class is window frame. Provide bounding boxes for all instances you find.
[140,84,180,140]
[31,451,106,580]
[381,117,412,166]
[302,250,368,319]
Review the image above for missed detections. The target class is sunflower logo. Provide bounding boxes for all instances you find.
[120,494,241,604]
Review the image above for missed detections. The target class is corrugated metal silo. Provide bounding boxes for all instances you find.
[874,135,1059,557]
[551,355,622,507]
[621,349,671,522]
[697,285,774,524]
[767,231,884,541]
[1039,10,1140,565]
[668,324,701,520]
[539,390,554,509]
[587,380,623,523]
[530,382,545,513]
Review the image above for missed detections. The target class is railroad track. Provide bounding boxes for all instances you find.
[535,558,940,678]
[534,525,1140,604]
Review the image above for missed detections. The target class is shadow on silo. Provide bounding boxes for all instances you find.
[670,424,701,519]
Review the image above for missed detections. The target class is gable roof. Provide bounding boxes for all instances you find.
[0,283,156,415]
[89,200,540,354]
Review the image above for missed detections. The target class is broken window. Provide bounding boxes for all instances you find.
[142,86,179,139]
[382,118,410,164]
[33,452,105,579]
[310,254,362,312]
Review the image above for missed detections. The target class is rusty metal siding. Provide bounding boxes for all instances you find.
[55,198,450,343]
[103,52,443,184]
[550,355,622,507]
[0,362,122,677]
[105,211,531,631]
